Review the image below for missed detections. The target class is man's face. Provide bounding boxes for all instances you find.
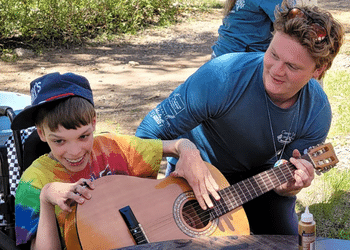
[37,119,96,172]
[263,31,324,108]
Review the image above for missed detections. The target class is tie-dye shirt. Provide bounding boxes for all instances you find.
[15,133,162,249]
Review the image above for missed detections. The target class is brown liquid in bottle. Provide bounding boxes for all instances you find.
[298,206,316,250]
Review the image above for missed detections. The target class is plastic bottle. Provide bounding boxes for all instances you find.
[298,206,316,250]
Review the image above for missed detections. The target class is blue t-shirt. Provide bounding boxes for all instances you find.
[136,53,331,175]
[212,0,284,56]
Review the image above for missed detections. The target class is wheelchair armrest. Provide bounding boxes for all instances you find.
[0,107,16,123]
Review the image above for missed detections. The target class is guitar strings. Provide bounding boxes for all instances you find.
[122,151,335,242]
[136,162,294,238]
[133,214,176,240]
[144,161,297,231]
[120,162,297,239]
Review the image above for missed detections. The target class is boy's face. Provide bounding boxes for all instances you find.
[37,118,96,172]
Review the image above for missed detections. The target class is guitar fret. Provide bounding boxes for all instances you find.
[212,201,220,217]
[210,144,334,220]
[257,175,268,194]
[214,189,233,215]
[259,172,269,190]
[259,173,271,192]
[250,176,265,196]
[280,167,288,181]
[218,198,230,214]
[215,164,295,218]
[220,188,235,212]
[237,182,249,203]
[212,191,232,217]
[276,166,289,183]
[248,176,265,199]
[285,165,295,179]
[226,187,240,208]
[271,169,282,187]
[218,190,229,211]
[231,185,244,206]
[221,189,235,210]
[238,181,253,202]
[213,194,223,216]
[260,173,269,191]
[252,175,267,194]
[265,170,275,188]
[247,178,259,197]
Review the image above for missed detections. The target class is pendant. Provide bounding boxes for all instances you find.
[274,159,288,168]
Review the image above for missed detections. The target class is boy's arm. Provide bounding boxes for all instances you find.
[31,193,61,250]
[31,180,95,250]
[162,139,220,210]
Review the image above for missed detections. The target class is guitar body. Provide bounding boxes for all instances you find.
[76,163,250,250]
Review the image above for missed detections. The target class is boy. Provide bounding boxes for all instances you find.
[12,72,220,249]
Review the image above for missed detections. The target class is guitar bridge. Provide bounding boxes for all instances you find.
[119,206,149,245]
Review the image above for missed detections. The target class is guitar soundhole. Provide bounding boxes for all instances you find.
[182,200,210,229]
[174,191,218,237]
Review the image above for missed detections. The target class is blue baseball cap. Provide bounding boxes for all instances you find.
[11,72,94,130]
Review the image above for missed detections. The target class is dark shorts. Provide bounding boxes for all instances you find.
[166,162,298,235]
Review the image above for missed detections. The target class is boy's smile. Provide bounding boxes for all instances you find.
[37,120,96,172]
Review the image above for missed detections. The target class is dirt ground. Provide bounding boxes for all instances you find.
[1,0,349,136]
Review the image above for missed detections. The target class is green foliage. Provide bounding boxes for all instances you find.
[0,0,179,48]
[324,70,350,140]
[316,69,350,238]
[297,169,350,239]
[176,0,224,10]
[0,0,223,51]
[310,191,350,239]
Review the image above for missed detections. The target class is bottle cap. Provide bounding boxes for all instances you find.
[301,206,314,223]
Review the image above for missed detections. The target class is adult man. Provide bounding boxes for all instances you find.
[136,4,344,234]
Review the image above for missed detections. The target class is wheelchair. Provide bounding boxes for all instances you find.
[0,92,50,250]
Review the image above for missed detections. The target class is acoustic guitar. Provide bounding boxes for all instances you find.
[76,143,338,249]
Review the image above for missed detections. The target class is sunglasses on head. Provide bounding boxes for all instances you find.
[287,7,327,42]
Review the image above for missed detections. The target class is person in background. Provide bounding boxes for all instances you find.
[211,0,318,58]
[211,0,285,58]
[136,3,343,235]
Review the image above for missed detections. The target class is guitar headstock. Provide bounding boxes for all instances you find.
[306,143,339,175]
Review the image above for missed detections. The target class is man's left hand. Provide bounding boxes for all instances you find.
[274,149,314,196]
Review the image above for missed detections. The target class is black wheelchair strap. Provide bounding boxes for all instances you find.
[0,229,21,250]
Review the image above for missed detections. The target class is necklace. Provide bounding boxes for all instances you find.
[264,92,298,162]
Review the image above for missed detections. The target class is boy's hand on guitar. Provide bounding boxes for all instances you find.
[40,179,95,212]
[274,149,315,196]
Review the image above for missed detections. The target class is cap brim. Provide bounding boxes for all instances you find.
[11,104,40,131]
[10,97,69,131]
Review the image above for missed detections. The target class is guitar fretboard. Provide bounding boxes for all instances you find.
[209,159,305,219]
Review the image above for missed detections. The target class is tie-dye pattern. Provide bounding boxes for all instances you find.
[15,133,162,248]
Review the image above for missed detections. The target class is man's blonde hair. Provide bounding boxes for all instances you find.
[274,3,344,79]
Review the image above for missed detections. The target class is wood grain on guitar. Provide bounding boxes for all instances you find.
[76,143,338,249]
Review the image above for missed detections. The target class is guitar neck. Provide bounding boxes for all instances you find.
[210,154,311,219]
